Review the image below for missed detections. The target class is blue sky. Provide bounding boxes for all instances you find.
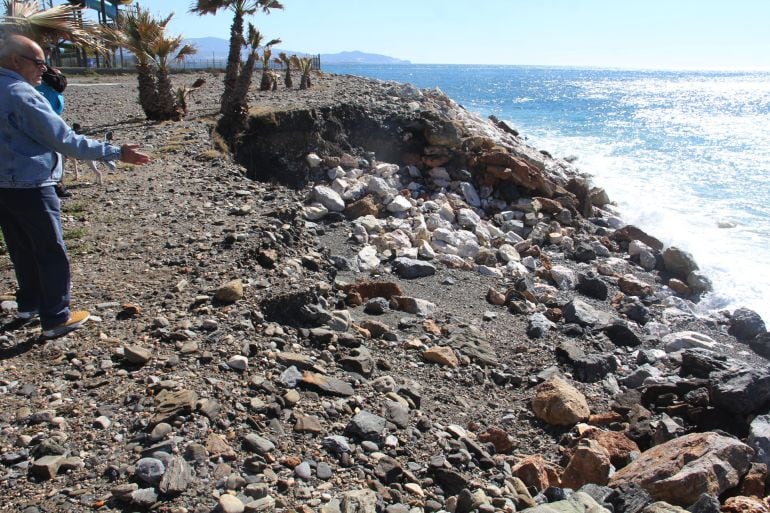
[124,0,770,69]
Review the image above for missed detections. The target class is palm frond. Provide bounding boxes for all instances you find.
[1,1,103,51]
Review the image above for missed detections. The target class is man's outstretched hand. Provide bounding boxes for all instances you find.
[120,144,151,165]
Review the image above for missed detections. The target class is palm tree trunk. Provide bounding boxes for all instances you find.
[300,73,310,90]
[284,67,292,88]
[221,52,257,138]
[220,13,245,114]
[156,67,179,121]
[260,69,272,91]
[137,62,160,120]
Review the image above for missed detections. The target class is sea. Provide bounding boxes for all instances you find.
[324,64,770,323]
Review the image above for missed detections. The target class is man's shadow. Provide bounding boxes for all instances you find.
[0,319,44,360]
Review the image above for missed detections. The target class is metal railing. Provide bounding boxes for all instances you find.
[55,54,322,72]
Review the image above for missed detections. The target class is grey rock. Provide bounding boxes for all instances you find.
[603,322,642,347]
[317,461,332,480]
[686,494,720,513]
[556,341,617,383]
[577,271,609,300]
[158,456,193,495]
[135,457,165,484]
[662,246,698,280]
[346,410,387,442]
[295,461,312,480]
[527,313,555,339]
[563,299,601,327]
[729,307,766,341]
[392,257,436,279]
[364,297,390,315]
[384,401,410,429]
[123,345,153,365]
[243,433,275,454]
[748,414,770,467]
[29,455,64,480]
[712,367,770,415]
[245,496,276,513]
[279,366,303,388]
[750,333,770,360]
[130,488,159,508]
[341,490,378,513]
[323,435,351,454]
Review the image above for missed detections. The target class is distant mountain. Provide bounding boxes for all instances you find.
[320,51,409,64]
[184,37,410,65]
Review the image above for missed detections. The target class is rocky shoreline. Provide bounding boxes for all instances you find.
[1,71,769,513]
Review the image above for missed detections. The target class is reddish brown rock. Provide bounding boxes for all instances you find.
[478,427,514,454]
[561,439,612,489]
[532,377,591,426]
[510,455,561,491]
[205,434,236,461]
[722,496,770,513]
[344,195,380,219]
[342,281,404,302]
[609,432,753,507]
[618,274,654,297]
[668,278,692,296]
[739,462,767,498]
[423,346,459,368]
[612,225,665,251]
[474,150,557,197]
[486,287,506,306]
[588,412,625,426]
[583,429,640,468]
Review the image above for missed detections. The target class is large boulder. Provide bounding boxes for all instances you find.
[608,432,753,507]
[532,377,590,426]
[662,246,699,281]
[729,307,767,341]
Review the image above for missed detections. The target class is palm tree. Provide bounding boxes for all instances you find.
[1,0,104,57]
[258,45,275,91]
[222,24,278,135]
[292,55,313,90]
[189,0,284,114]
[117,6,165,119]
[278,51,292,88]
[147,32,196,121]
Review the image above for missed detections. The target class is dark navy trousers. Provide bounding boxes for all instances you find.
[0,186,70,330]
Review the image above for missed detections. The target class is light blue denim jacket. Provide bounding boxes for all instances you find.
[0,67,122,188]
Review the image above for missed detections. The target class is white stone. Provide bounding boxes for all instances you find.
[455,230,480,258]
[460,182,481,207]
[433,228,458,245]
[366,176,396,198]
[219,494,245,513]
[425,213,452,231]
[312,185,345,212]
[474,224,492,245]
[387,195,413,213]
[476,265,503,278]
[350,224,368,244]
[326,165,344,179]
[418,240,436,260]
[341,181,367,202]
[382,229,413,251]
[498,244,520,263]
[456,208,481,229]
[357,215,383,234]
[303,203,328,221]
[227,355,248,371]
[551,265,577,290]
[429,167,451,181]
[357,246,380,271]
[608,216,624,229]
[438,202,456,223]
[306,153,322,168]
[628,240,651,257]
[331,177,349,195]
[431,239,458,255]
[373,162,400,177]
[663,331,721,352]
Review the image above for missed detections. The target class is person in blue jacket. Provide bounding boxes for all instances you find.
[36,66,69,196]
[0,34,150,338]
[36,66,65,115]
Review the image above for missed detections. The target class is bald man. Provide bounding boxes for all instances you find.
[0,34,150,338]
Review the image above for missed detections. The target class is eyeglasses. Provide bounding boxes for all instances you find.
[19,55,47,68]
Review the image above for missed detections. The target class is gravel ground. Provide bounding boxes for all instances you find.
[0,71,762,513]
